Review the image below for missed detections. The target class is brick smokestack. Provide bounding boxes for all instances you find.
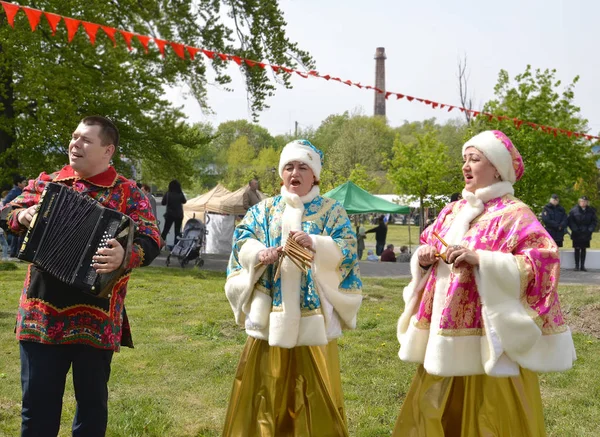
[374,47,386,117]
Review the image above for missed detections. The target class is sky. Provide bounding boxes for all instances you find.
[166,0,600,137]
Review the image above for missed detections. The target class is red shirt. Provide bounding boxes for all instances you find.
[380,248,396,262]
[6,165,161,351]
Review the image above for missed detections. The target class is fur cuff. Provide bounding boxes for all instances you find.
[268,312,300,349]
[246,290,272,330]
[297,314,328,346]
[476,250,542,362]
[311,235,362,329]
[225,239,267,326]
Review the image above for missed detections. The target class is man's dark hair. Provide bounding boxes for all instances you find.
[81,115,119,151]
[13,174,26,185]
[387,244,394,249]
[141,183,151,192]
[249,178,258,184]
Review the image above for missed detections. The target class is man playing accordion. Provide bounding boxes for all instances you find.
[3,116,162,437]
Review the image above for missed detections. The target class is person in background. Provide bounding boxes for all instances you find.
[356,224,366,260]
[140,183,158,223]
[366,249,379,261]
[3,175,28,257]
[568,195,597,271]
[393,130,575,436]
[396,245,411,263]
[161,179,187,247]
[450,192,462,203]
[380,244,397,262]
[223,139,362,437]
[242,178,261,211]
[366,215,387,256]
[541,194,568,247]
[0,225,8,261]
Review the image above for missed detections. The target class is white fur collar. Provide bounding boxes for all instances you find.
[280,185,320,208]
[445,182,514,245]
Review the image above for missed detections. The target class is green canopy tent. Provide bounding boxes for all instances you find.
[324,181,415,253]
[323,181,409,214]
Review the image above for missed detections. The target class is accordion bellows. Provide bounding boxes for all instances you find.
[18,182,134,298]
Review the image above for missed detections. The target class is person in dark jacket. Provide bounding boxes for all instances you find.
[541,194,568,247]
[366,215,388,256]
[161,179,187,246]
[380,244,397,262]
[568,196,598,271]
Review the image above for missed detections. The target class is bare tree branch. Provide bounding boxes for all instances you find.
[457,54,473,124]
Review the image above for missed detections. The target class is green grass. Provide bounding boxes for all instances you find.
[369,224,600,252]
[1,265,600,436]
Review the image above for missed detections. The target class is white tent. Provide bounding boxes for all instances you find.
[182,184,266,254]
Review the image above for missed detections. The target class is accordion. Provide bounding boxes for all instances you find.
[18,182,134,298]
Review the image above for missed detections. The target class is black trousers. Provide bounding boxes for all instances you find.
[20,341,113,437]
[161,215,183,245]
[574,247,587,269]
[376,241,385,256]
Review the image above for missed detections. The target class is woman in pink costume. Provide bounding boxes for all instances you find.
[393,130,576,436]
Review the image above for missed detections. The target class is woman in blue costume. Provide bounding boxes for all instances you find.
[223,140,362,437]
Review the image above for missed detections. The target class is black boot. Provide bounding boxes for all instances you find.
[574,248,580,271]
[581,248,587,272]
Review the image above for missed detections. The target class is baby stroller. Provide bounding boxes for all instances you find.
[166,217,207,268]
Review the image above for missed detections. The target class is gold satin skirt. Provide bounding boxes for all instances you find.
[393,365,546,437]
[222,337,348,437]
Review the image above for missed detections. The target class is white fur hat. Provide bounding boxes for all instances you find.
[278,139,323,181]
[462,130,524,184]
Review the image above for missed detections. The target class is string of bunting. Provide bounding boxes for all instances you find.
[2,1,598,142]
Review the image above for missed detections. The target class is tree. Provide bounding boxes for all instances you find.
[0,1,313,187]
[474,65,598,210]
[387,128,460,231]
[349,163,377,193]
[223,135,255,190]
[457,54,474,125]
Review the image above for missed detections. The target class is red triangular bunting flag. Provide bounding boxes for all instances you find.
[374,87,383,93]
[431,102,439,109]
[82,22,100,45]
[385,92,393,99]
[22,7,42,31]
[513,119,523,129]
[354,83,363,89]
[217,53,227,61]
[406,96,414,102]
[416,98,424,103]
[552,128,558,137]
[44,12,61,35]
[245,59,256,67]
[154,38,167,57]
[271,65,281,73]
[585,135,593,140]
[486,113,494,121]
[424,100,431,105]
[440,104,445,109]
[321,74,330,80]
[63,17,80,43]
[282,67,293,74]
[566,131,573,138]
[447,106,454,112]
[527,122,537,128]
[308,70,319,76]
[343,80,352,86]
[365,85,373,90]
[296,71,308,78]
[459,108,465,112]
[396,93,404,99]
[472,111,480,117]
[119,31,134,50]
[574,133,580,138]
[230,55,242,65]
[201,49,215,59]
[186,46,200,60]
[101,26,117,46]
[136,34,150,53]
[170,42,185,59]
[1,2,20,28]
[257,62,266,69]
